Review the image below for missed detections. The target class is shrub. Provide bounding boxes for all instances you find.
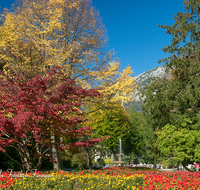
[103,157,113,165]
[97,158,105,165]
[162,160,169,169]
[71,152,88,170]
[167,157,177,168]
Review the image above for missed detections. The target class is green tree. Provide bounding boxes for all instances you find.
[158,118,200,168]
[157,0,200,125]
[88,103,138,155]
[126,105,155,164]
[140,0,200,166]
[141,0,200,129]
[158,0,200,68]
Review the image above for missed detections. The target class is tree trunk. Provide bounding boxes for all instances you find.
[51,131,59,171]
[18,140,33,171]
[58,136,64,170]
[34,142,43,170]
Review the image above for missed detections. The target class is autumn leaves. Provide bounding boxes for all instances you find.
[0,0,136,170]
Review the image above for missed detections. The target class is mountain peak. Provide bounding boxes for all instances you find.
[134,65,167,87]
[131,65,167,104]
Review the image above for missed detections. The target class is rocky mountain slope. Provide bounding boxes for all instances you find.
[126,65,167,111]
[135,65,167,88]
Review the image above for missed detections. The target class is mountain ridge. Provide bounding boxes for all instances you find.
[134,65,167,88]
[127,65,168,111]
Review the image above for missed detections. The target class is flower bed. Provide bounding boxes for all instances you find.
[0,169,144,189]
[142,170,200,190]
[103,167,200,189]
[1,167,200,189]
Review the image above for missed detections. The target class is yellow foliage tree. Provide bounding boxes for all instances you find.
[91,61,137,108]
[0,0,109,82]
[0,0,137,99]
[81,61,137,150]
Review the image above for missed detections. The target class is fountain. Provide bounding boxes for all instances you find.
[113,138,124,166]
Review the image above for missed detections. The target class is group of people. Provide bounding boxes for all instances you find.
[177,163,183,171]
[178,162,199,171]
[156,163,184,170]
[156,163,162,169]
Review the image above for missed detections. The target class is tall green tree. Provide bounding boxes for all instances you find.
[141,0,200,165]
[157,0,200,125]
[141,0,200,129]
[158,0,200,68]
[126,105,155,163]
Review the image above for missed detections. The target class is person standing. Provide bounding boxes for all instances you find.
[179,163,183,171]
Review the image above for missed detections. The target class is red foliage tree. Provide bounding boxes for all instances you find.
[0,66,101,171]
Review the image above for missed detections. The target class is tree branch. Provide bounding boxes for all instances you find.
[4,151,21,167]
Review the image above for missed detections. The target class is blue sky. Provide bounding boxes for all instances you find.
[1,0,185,76]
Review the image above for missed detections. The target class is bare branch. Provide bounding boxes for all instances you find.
[4,151,21,167]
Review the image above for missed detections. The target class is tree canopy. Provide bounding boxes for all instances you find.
[87,103,137,155]
[141,0,200,129]
[140,0,200,165]
[158,118,200,167]
[0,0,109,83]
[0,0,139,170]
[0,66,101,170]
